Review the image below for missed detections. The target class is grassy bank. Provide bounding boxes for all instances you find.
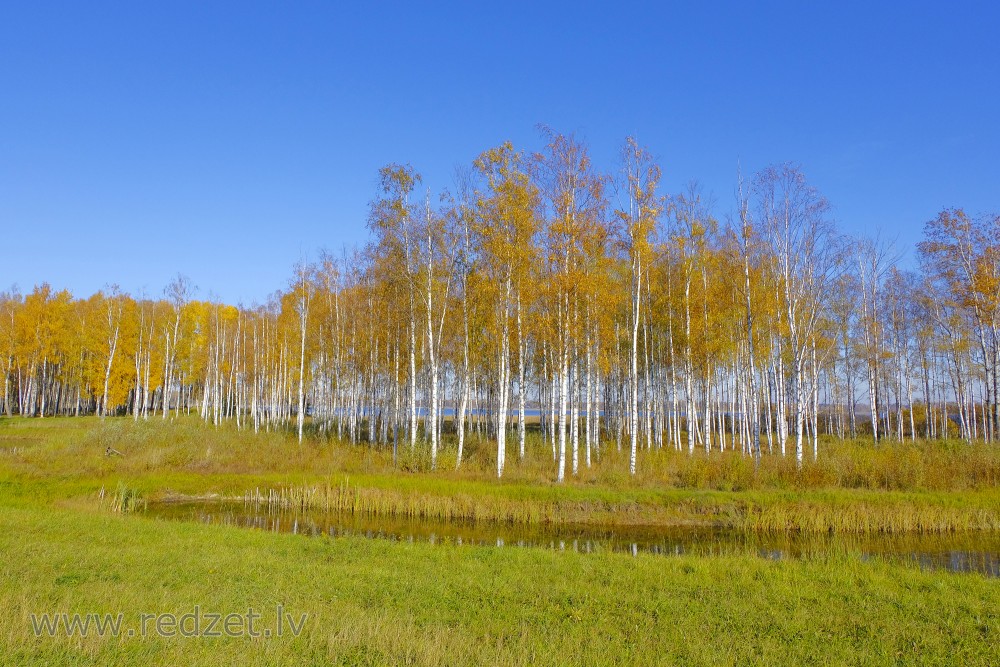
[2,501,999,666]
[6,416,1000,492]
[3,416,1000,664]
[1,416,998,533]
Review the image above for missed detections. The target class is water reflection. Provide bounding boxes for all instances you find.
[148,501,1000,576]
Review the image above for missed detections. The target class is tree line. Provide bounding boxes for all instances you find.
[3,130,997,477]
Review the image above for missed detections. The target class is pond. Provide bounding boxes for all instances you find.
[147,501,1000,576]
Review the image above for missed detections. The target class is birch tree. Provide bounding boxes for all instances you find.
[474,142,539,478]
[614,137,663,475]
[754,164,840,466]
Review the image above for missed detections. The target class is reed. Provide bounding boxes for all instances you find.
[227,481,1000,534]
[104,481,147,514]
[736,496,1000,534]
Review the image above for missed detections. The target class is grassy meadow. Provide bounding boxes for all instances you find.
[2,415,999,664]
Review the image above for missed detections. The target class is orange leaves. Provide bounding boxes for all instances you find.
[919,208,1000,318]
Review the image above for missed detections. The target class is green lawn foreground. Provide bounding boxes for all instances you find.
[1,416,999,665]
[0,500,997,666]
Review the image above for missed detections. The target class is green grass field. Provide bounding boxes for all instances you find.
[2,416,999,665]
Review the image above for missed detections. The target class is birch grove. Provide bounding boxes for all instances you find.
[2,133,997,478]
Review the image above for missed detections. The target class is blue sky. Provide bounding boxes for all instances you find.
[2,1,997,304]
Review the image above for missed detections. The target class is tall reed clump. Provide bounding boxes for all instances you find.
[736,496,1000,534]
[103,482,147,514]
[240,480,554,525]
[234,481,1000,534]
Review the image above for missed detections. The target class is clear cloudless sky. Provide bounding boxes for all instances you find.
[1,1,998,304]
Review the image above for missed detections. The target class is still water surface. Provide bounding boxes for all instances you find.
[148,501,1000,576]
